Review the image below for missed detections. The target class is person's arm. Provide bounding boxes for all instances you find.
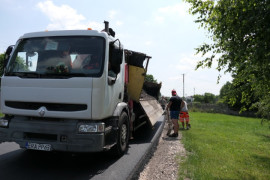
[166,101,172,111]
[180,101,185,111]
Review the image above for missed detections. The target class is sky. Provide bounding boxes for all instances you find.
[0,0,232,97]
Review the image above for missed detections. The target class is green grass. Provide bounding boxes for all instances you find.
[179,112,270,180]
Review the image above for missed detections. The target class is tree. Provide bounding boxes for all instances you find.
[194,92,216,103]
[145,74,157,83]
[219,81,258,111]
[219,81,231,100]
[185,0,270,119]
[204,92,216,103]
[193,94,204,103]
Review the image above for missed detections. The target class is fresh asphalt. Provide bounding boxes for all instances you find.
[92,115,165,180]
[0,115,165,180]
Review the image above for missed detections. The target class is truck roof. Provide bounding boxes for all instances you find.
[20,29,108,39]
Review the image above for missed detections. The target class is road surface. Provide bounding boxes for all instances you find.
[0,115,164,180]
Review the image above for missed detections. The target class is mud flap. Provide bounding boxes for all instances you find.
[139,99,163,126]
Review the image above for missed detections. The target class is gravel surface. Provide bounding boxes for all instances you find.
[137,115,189,180]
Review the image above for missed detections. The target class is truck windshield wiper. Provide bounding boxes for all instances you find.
[43,72,69,79]
[69,73,87,77]
[6,72,40,78]
[42,72,88,78]
[45,72,88,77]
[6,72,88,79]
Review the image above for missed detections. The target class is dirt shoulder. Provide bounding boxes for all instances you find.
[137,117,188,180]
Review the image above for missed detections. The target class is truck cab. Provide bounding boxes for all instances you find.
[0,22,163,156]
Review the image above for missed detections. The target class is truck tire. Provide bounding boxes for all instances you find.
[111,112,129,157]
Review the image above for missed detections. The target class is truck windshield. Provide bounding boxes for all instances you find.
[5,36,105,78]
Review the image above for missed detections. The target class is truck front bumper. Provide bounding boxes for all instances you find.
[0,116,117,153]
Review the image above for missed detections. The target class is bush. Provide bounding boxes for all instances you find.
[189,102,257,118]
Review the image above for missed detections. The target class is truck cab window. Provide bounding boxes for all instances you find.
[6,36,105,78]
[8,52,37,72]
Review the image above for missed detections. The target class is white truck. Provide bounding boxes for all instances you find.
[0,21,163,156]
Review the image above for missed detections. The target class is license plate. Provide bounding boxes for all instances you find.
[26,142,52,151]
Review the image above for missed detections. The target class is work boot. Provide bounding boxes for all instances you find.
[168,133,178,137]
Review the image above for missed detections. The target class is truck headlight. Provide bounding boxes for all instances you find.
[0,119,9,127]
[78,123,105,133]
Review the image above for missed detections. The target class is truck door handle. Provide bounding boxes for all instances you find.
[118,93,122,99]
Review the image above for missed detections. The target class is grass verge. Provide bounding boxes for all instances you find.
[179,112,270,180]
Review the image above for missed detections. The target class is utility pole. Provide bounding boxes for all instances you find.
[182,74,185,98]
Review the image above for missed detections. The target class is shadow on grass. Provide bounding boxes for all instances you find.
[252,154,270,169]
[262,134,270,139]
[255,132,270,142]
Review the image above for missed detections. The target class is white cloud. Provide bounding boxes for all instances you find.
[158,3,189,17]
[145,41,153,46]
[37,0,102,30]
[170,53,199,73]
[173,52,226,74]
[154,16,165,23]
[116,20,123,26]
[108,10,117,19]
[154,2,190,23]
[161,51,232,96]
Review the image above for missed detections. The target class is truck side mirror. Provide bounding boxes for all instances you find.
[109,40,123,75]
[4,45,14,68]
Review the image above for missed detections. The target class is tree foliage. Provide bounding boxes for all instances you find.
[220,81,259,111]
[185,0,270,119]
[145,74,157,83]
[194,92,217,104]
[219,81,231,100]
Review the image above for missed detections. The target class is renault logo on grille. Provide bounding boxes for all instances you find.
[38,106,46,117]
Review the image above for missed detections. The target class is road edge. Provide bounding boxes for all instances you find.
[128,115,165,180]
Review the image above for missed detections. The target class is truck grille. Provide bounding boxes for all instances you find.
[5,101,87,112]
[24,132,57,141]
